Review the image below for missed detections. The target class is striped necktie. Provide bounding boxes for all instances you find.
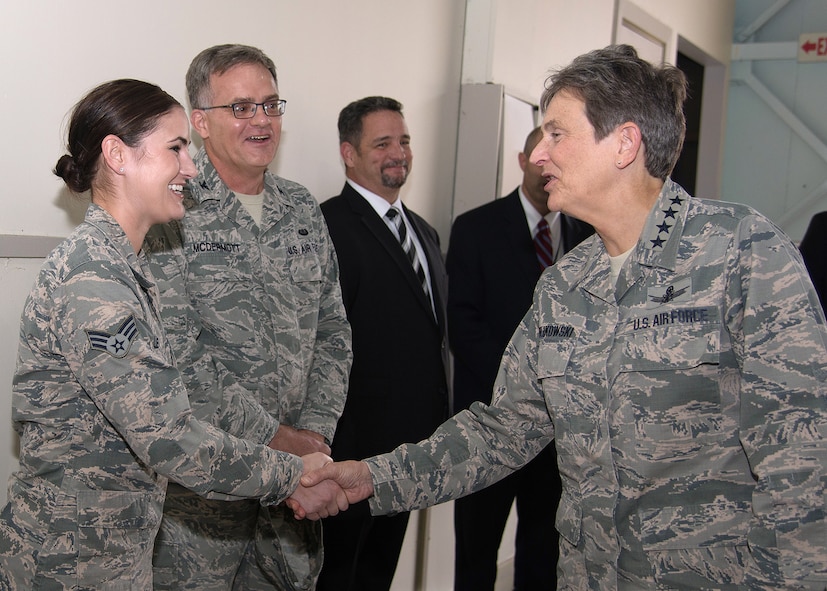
[534,218,554,269]
[386,207,429,297]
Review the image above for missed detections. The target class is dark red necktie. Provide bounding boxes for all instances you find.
[534,218,554,269]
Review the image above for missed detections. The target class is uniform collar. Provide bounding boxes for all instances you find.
[567,179,691,300]
[635,179,690,272]
[346,178,400,218]
[186,146,289,225]
[84,203,154,290]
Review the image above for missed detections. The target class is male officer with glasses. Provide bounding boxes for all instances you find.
[148,44,352,591]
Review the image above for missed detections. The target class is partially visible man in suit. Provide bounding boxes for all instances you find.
[319,96,450,591]
[799,210,827,314]
[446,126,593,591]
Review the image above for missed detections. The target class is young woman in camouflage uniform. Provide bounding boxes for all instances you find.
[0,79,342,590]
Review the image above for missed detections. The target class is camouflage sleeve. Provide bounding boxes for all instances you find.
[366,311,552,515]
[55,259,301,505]
[726,213,827,586]
[295,203,352,442]
[186,355,279,446]
[145,223,278,445]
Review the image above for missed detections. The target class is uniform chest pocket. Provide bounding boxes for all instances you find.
[187,250,254,283]
[618,314,721,372]
[184,252,258,343]
[617,321,728,462]
[288,251,322,283]
[537,339,603,453]
[287,248,323,310]
[537,340,574,401]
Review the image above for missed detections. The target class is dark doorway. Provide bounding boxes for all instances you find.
[672,52,704,195]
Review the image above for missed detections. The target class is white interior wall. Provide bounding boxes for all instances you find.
[489,0,617,102]
[486,0,736,105]
[632,0,736,64]
[0,1,738,589]
[0,0,467,241]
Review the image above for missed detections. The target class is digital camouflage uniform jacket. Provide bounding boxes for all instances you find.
[366,180,827,590]
[144,223,279,447]
[147,147,351,590]
[180,147,350,442]
[0,205,302,590]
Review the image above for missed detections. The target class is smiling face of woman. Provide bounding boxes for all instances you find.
[123,107,196,228]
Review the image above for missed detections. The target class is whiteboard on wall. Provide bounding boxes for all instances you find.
[452,84,504,219]
[452,85,538,220]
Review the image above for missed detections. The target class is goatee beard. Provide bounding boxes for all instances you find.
[381,162,408,189]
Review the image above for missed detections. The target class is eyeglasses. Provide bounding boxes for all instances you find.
[199,99,287,119]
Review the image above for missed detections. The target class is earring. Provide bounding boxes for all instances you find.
[119,167,124,173]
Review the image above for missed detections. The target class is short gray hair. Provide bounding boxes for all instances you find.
[186,44,278,110]
[540,44,687,180]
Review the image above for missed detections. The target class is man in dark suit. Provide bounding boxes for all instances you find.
[800,211,827,314]
[318,96,450,591]
[446,126,593,591]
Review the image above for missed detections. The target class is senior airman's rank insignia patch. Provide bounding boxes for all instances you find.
[86,315,138,358]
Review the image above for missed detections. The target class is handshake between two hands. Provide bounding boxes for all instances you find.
[285,452,374,520]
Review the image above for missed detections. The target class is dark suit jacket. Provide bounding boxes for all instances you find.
[800,210,827,314]
[321,183,450,460]
[446,189,594,412]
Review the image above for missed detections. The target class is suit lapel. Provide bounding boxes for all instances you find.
[342,186,437,322]
[500,191,541,284]
[403,204,444,328]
